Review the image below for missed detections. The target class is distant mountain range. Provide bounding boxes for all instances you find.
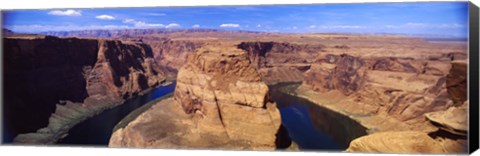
[2,28,15,35]
[2,28,468,42]
[375,33,468,42]
[39,28,271,38]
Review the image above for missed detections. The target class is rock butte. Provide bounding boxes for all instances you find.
[109,44,290,149]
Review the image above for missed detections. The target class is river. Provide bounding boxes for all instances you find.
[56,82,176,145]
[269,82,367,150]
[55,81,366,150]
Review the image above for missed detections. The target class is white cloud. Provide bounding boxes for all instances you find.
[95,14,115,20]
[256,24,262,27]
[321,25,364,29]
[405,22,427,27]
[385,25,399,28]
[122,19,181,29]
[292,26,297,30]
[123,19,135,23]
[220,23,240,28]
[123,19,164,28]
[192,24,200,28]
[144,13,167,16]
[48,9,81,16]
[166,23,181,28]
[437,24,464,29]
[307,25,365,29]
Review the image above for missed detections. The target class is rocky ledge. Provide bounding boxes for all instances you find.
[109,44,291,149]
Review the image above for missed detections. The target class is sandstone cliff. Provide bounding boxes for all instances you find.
[237,41,324,84]
[145,39,203,78]
[237,41,324,69]
[424,61,468,136]
[301,53,461,123]
[109,45,290,149]
[3,35,166,143]
[297,53,467,153]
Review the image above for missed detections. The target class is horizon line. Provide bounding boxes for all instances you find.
[3,27,469,38]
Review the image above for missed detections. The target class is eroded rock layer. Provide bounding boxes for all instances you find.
[237,41,325,68]
[146,39,203,77]
[446,60,468,105]
[425,61,468,136]
[425,101,468,136]
[301,53,462,123]
[36,30,468,153]
[109,45,290,149]
[237,41,324,84]
[346,131,446,154]
[3,35,165,143]
[297,52,467,153]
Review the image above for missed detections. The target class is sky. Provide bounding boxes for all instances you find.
[2,2,469,37]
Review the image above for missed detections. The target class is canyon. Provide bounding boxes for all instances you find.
[3,34,166,143]
[3,29,469,153]
[296,45,468,153]
[109,44,290,149]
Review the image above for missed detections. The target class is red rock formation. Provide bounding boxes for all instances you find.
[446,60,467,105]
[145,39,203,77]
[304,54,365,96]
[174,48,267,113]
[109,46,290,149]
[257,67,305,85]
[301,53,460,121]
[236,41,324,84]
[237,41,325,68]
[3,35,165,142]
[370,57,423,73]
[301,53,468,154]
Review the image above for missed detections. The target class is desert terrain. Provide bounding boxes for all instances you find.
[2,28,468,153]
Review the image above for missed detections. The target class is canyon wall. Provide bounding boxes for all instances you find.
[298,52,468,153]
[37,28,321,85]
[144,39,203,78]
[237,42,324,68]
[237,41,325,84]
[145,40,318,85]
[3,35,165,143]
[301,52,464,122]
[346,61,468,153]
[109,45,290,149]
[128,40,315,85]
